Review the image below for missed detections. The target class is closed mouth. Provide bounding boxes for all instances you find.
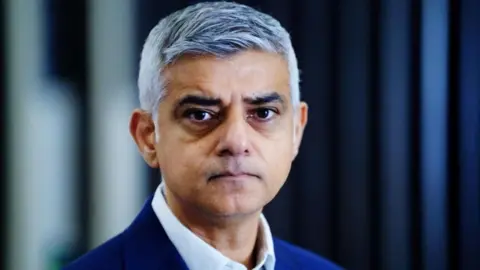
[209,172,258,181]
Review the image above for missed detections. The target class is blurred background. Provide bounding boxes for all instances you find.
[2,0,479,269]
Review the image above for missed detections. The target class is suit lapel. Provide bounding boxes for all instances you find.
[122,196,189,270]
[121,196,302,270]
[273,238,296,270]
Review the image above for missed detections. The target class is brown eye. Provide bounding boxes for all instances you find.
[183,109,214,122]
[251,108,277,121]
[257,108,271,119]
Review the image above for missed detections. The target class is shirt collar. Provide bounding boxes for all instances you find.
[151,182,276,270]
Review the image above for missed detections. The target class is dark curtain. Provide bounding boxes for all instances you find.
[138,1,480,270]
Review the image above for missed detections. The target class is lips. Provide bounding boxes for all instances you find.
[209,171,258,181]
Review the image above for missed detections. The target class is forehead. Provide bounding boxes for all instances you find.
[162,50,290,100]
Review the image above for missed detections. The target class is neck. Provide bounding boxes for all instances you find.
[164,187,261,269]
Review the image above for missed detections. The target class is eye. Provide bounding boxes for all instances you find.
[250,108,277,121]
[183,109,214,122]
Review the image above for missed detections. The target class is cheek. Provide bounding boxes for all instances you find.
[266,125,295,152]
[157,139,207,180]
[262,136,294,175]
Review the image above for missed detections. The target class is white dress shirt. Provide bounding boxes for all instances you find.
[151,182,276,270]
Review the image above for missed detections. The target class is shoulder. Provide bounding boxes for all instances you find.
[273,238,343,270]
[63,233,125,270]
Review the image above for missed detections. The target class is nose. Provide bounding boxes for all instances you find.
[215,112,250,157]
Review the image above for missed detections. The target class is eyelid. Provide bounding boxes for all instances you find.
[250,106,280,114]
[182,108,220,124]
[247,107,279,121]
[181,106,279,120]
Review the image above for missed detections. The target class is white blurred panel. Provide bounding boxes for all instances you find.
[88,0,146,247]
[28,85,79,269]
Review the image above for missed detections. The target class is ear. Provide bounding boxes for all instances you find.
[292,102,308,160]
[129,109,159,168]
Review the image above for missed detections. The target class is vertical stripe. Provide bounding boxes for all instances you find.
[459,0,480,268]
[5,0,45,269]
[379,0,412,269]
[291,0,334,257]
[0,0,6,267]
[336,0,373,269]
[88,0,147,248]
[421,0,449,269]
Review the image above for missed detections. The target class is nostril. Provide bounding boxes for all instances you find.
[217,146,249,157]
[218,148,233,157]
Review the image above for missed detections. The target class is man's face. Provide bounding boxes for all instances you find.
[132,50,307,218]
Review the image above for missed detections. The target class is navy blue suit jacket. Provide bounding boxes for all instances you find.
[64,196,342,270]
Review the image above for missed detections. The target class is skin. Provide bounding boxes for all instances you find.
[129,50,308,268]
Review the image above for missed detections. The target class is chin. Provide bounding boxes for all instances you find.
[204,195,265,218]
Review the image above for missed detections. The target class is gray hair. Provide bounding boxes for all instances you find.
[137,1,300,118]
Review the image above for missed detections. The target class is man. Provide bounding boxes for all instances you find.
[65,2,342,269]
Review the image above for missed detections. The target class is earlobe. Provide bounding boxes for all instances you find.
[143,146,160,168]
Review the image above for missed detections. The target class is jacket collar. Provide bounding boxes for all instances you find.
[121,195,294,270]
[122,196,189,270]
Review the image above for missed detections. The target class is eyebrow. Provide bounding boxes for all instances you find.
[176,95,222,107]
[244,92,285,106]
[175,92,285,108]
